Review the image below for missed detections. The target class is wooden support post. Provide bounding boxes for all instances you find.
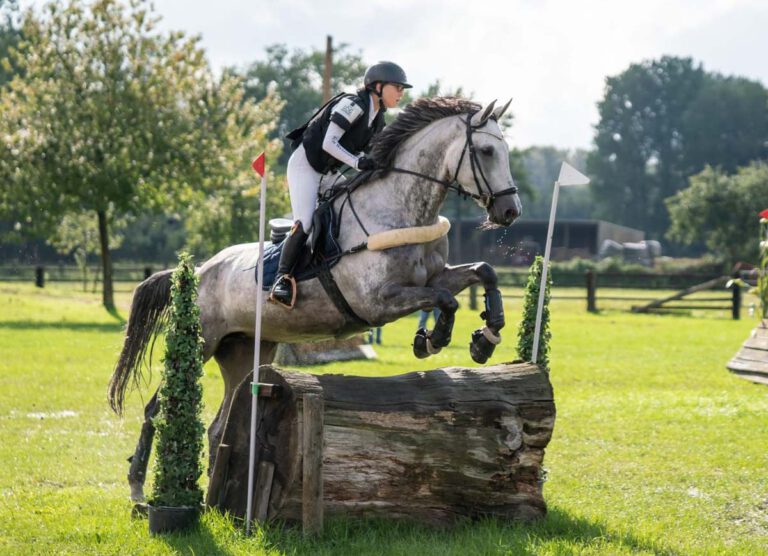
[732,276,741,320]
[144,266,152,280]
[469,284,478,310]
[35,266,44,288]
[322,36,332,104]
[254,461,275,522]
[302,393,324,537]
[205,443,232,508]
[586,270,597,313]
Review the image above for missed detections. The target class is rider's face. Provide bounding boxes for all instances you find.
[380,83,405,109]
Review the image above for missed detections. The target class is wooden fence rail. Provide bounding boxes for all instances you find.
[2,265,741,318]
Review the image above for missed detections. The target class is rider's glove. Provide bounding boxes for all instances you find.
[356,156,376,171]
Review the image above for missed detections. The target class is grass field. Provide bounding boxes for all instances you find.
[0,282,766,555]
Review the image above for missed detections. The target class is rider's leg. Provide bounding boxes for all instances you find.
[269,146,319,308]
[269,221,308,307]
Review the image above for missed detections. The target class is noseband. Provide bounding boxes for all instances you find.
[388,111,519,209]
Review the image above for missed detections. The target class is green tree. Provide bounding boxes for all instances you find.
[0,0,281,310]
[681,75,768,175]
[48,210,126,291]
[242,43,366,166]
[589,56,768,242]
[0,0,21,86]
[588,56,705,238]
[666,163,768,265]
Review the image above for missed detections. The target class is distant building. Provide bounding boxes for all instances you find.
[448,218,645,266]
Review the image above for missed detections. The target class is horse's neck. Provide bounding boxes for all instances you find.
[367,117,460,227]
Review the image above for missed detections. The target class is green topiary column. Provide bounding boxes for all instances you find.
[150,252,205,508]
[517,255,552,368]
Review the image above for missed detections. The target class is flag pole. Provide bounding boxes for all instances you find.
[246,152,267,536]
[531,162,590,364]
[531,180,559,364]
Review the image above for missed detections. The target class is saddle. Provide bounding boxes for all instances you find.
[255,199,344,292]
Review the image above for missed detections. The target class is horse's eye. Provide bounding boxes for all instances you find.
[480,146,494,156]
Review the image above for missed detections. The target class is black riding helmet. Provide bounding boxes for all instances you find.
[364,61,412,90]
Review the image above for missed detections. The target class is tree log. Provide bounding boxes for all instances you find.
[207,362,555,526]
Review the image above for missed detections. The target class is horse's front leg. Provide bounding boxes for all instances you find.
[428,262,505,364]
[378,284,458,358]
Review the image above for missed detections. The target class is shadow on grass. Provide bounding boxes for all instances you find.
[105,304,127,325]
[249,505,683,556]
[0,320,125,332]
[152,527,237,556]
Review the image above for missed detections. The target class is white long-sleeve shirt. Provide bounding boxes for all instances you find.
[321,96,379,169]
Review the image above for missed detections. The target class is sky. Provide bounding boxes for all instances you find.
[21,0,768,150]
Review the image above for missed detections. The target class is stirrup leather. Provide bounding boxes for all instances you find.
[269,275,297,309]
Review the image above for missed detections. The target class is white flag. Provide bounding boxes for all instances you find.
[557,162,590,186]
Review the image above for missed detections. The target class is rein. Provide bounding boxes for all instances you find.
[308,110,518,328]
[318,110,518,254]
[388,112,519,209]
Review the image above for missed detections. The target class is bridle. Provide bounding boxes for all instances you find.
[387,111,519,209]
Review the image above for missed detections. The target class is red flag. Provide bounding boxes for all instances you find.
[251,152,265,177]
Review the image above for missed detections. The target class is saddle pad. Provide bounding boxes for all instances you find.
[255,202,343,291]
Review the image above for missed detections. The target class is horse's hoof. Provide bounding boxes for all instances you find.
[470,327,500,364]
[131,503,148,519]
[413,328,431,359]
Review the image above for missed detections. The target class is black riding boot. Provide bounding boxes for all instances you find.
[269,221,308,308]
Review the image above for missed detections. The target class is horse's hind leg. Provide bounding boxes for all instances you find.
[207,335,277,474]
[127,388,159,503]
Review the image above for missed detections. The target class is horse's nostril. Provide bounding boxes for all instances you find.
[504,208,517,222]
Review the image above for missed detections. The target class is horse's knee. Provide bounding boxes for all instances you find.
[471,262,498,288]
[435,290,458,313]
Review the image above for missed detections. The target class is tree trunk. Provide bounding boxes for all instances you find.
[207,361,555,526]
[97,209,115,311]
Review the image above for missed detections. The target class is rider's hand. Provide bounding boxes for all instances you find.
[356,156,376,171]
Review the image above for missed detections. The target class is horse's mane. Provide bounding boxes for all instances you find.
[369,96,481,168]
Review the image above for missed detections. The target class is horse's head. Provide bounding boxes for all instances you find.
[447,99,522,227]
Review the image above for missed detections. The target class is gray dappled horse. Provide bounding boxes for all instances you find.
[109,97,522,502]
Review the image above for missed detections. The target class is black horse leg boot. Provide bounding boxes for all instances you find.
[269,221,308,308]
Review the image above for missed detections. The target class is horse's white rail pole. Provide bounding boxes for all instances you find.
[531,162,589,364]
[246,152,267,536]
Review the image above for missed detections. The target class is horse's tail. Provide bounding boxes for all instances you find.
[108,269,173,416]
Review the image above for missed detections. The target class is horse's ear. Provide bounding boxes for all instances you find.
[471,99,497,126]
[493,98,513,121]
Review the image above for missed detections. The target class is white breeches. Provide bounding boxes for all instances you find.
[287,145,344,232]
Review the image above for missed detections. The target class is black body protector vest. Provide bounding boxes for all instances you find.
[286,89,386,174]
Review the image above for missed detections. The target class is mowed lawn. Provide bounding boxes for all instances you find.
[0,281,766,555]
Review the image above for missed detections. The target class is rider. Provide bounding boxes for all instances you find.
[269,61,412,308]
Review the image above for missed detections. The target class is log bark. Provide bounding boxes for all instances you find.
[207,362,555,526]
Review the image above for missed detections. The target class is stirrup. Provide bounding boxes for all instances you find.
[269,275,297,309]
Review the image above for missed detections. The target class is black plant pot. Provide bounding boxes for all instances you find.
[147,504,199,535]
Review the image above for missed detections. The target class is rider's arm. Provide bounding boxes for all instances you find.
[323,97,365,169]
[323,122,362,169]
